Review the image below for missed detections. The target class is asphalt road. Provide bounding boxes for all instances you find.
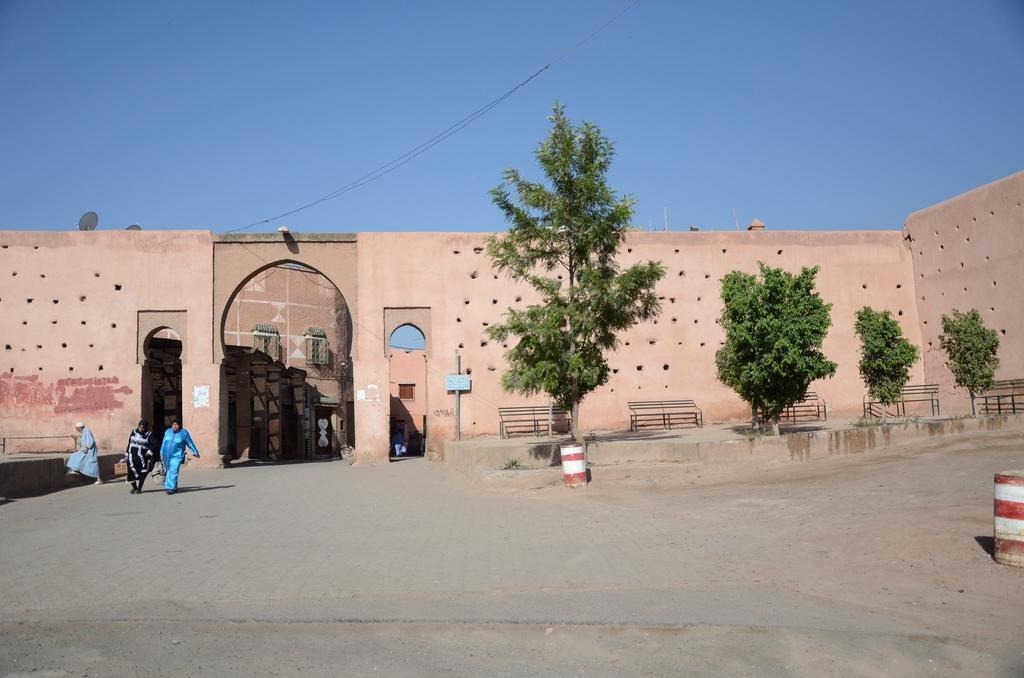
[1,428,1022,676]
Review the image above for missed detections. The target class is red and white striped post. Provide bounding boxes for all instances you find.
[560,443,588,487]
[994,470,1024,568]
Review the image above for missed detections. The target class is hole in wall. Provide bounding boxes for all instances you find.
[114,284,122,291]
[993,281,997,287]
[458,342,464,348]
[98,365,103,371]
[3,344,9,350]
[699,342,706,347]
[669,297,675,303]
[111,323,116,328]
[896,284,901,289]
[627,248,632,253]
[68,367,73,372]
[21,321,27,325]
[861,284,867,289]
[721,248,727,254]
[26,298,33,303]
[80,321,86,325]
[94,272,100,277]
[674,249,679,254]
[492,299,498,304]
[487,366,496,372]
[625,341,630,346]
[453,250,461,255]
[897,310,903,316]
[482,322,489,327]
[456,317,461,323]
[1001,330,1006,335]
[464,299,470,305]
[662,364,669,370]
[704,273,710,279]
[648,339,656,345]
[960,262,964,268]
[61,343,67,348]
[11,272,16,276]
[612,368,619,374]
[693,319,698,324]
[777,249,783,255]
[465,368,472,375]
[697,296,701,301]
[39,273,45,278]
[473,246,483,254]
[671,317,678,323]
[514,296,522,302]
[678,270,685,277]
[470,271,478,279]
[88,344,93,348]
[479,341,487,347]
[636,365,643,371]
[79,296,86,301]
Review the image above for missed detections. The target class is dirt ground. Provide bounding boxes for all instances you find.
[0,428,1021,677]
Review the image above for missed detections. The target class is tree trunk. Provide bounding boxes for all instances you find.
[751,407,759,432]
[969,390,976,417]
[768,416,780,436]
[570,400,582,443]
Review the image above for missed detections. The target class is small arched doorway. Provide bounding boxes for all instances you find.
[388,324,427,460]
[142,328,183,440]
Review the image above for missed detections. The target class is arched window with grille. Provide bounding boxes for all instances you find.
[251,323,281,361]
[304,326,329,366]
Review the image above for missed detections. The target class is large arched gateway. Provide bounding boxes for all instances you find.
[212,234,360,464]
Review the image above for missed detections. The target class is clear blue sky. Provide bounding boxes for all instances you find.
[2,0,1022,233]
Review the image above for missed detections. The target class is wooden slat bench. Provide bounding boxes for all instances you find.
[863,384,940,418]
[977,379,1024,415]
[778,392,827,423]
[498,405,570,439]
[628,400,703,432]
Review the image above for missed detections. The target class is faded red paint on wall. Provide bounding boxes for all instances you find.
[52,377,132,414]
[0,375,54,412]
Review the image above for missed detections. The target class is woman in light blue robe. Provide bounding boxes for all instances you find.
[66,422,102,484]
[160,420,200,494]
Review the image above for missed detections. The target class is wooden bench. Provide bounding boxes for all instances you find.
[498,405,570,439]
[863,384,940,418]
[628,400,703,432]
[778,392,827,423]
[977,379,1024,415]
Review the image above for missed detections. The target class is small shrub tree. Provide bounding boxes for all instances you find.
[939,308,1000,415]
[486,104,665,443]
[854,306,919,421]
[715,263,837,435]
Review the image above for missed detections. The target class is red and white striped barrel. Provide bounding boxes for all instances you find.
[560,443,587,487]
[994,470,1024,568]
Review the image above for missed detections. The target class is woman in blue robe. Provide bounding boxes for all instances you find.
[66,422,102,484]
[160,419,200,495]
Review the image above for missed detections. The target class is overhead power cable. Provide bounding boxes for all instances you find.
[229,0,641,233]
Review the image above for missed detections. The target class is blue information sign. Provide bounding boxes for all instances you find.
[445,374,471,392]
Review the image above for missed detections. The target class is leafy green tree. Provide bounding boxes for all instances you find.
[715,263,837,435]
[854,306,919,420]
[486,104,665,442]
[939,308,1000,415]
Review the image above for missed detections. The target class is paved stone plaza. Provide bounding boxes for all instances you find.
[1,429,1022,676]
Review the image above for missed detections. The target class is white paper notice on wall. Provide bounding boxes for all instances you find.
[193,385,210,408]
[356,389,366,402]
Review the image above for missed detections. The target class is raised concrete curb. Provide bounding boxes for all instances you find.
[0,452,125,498]
[446,415,1024,488]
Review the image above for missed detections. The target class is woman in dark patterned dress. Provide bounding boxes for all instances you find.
[124,419,155,494]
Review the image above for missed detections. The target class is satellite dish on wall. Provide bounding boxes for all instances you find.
[125,224,141,230]
[77,212,99,231]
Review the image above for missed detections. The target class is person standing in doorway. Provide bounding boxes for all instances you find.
[66,422,102,485]
[160,420,200,495]
[123,419,155,494]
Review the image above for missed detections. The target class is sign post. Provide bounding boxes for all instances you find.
[445,353,472,441]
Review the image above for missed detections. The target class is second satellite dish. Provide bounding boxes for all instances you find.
[126,224,141,230]
[78,212,98,231]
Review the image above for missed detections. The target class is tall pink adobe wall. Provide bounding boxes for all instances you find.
[905,170,1024,413]
[0,231,215,456]
[353,230,922,453]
